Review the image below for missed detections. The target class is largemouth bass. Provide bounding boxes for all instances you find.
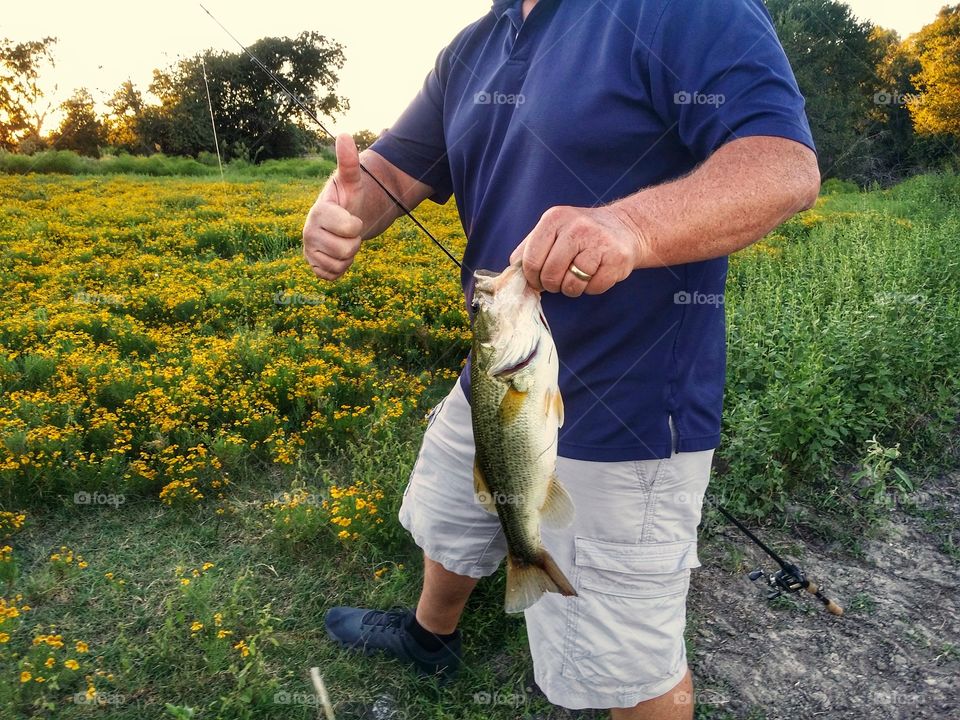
[470,262,577,614]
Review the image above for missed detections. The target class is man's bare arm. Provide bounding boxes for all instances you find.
[616,136,820,268]
[303,134,434,281]
[513,136,822,295]
[352,148,434,240]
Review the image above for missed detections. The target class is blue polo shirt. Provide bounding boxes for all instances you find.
[372,0,814,461]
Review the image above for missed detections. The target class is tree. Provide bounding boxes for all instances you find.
[869,27,923,180]
[104,79,149,153]
[51,88,106,157]
[765,0,883,180]
[352,129,379,151]
[0,36,56,152]
[144,32,348,161]
[908,5,960,139]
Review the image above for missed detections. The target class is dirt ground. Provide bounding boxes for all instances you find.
[343,474,960,720]
[687,473,960,719]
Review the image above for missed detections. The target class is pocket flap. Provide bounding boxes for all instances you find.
[575,537,701,575]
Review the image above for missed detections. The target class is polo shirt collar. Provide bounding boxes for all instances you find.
[491,0,517,19]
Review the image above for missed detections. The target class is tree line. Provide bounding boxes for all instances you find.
[1,1,958,183]
[0,32,353,163]
[766,0,959,183]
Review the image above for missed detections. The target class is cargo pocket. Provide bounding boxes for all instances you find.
[560,537,700,692]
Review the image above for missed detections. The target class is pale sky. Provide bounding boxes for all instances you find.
[0,0,949,138]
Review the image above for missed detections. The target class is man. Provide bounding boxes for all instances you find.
[303,0,820,717]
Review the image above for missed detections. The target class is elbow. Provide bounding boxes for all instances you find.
[799,172,821,211]
[794,154,822,212]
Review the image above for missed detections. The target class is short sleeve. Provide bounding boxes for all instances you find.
[370,48,454,204]
[643,0,816,161]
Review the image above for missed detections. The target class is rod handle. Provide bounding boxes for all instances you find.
[805,581,844,616]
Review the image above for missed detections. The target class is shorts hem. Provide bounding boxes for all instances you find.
[535,660,689,710]
[398,505,501,580]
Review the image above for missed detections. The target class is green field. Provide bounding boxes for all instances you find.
[0,171,957,718]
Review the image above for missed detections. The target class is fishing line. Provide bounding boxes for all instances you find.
[198,3,462,269]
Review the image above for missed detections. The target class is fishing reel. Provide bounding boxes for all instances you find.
[748,561,806,600]
[748,562,843,615]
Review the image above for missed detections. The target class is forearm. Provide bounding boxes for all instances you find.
[612,137,821,268]
[349,149,433,240]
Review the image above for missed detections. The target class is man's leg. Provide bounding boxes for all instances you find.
[415,554,479,634]
[525,446,713,713]
[610,670,693,720]
[325,383,506,679]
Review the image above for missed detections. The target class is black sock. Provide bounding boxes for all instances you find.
[404,613,456,653]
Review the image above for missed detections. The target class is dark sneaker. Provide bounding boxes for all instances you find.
[324,607,461,680]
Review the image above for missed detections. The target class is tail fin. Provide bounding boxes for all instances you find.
[504,550,577,614]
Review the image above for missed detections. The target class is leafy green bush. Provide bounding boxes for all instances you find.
[717,174,960,517]
[820,177,860,195]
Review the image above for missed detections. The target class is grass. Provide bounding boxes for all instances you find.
[0,149,336,178]
[0,171,958,717]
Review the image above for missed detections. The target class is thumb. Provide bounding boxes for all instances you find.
[335,132,361,188]
[509,239,525,265]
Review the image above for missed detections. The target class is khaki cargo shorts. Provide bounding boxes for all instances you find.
[398,382,714,710]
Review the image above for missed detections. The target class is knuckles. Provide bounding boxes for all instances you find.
[540,205,570,226]
[566,214,597,240]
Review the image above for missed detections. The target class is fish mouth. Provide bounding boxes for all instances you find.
[474,262,527,296]
[493,344,538,378]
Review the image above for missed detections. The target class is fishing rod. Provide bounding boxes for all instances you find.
[198,3,462,270]
[200,4,843,619]
[714,503,843,616]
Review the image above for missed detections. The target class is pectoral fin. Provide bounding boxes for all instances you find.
[473,461,497,514]
[545,387,564,427]
[498,385,527,425]
[539,473,575,528]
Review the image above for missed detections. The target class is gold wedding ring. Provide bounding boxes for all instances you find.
[569,263,593,282]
